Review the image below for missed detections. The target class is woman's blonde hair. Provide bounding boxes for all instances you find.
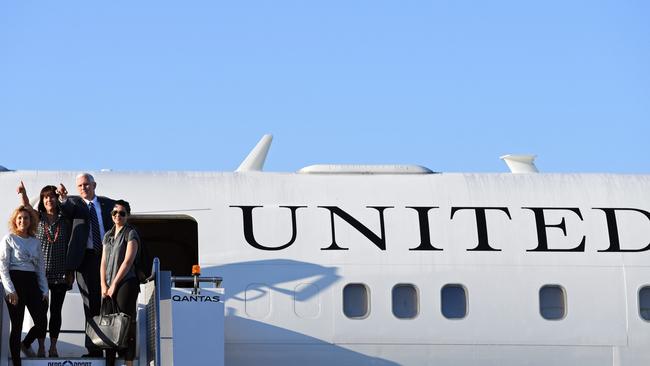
[8,205,39,237]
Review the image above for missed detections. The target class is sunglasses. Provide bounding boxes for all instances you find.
[111,210,127,217]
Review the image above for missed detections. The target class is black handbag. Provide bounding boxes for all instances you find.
[86,297,131,349]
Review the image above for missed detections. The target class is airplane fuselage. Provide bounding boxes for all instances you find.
[1,170,649,365]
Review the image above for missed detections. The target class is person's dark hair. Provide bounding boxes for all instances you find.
[37,185,59,213]
[114,200,131,215]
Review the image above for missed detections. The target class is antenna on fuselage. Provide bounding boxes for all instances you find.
[500,154,539,173]
[236,134,273,172]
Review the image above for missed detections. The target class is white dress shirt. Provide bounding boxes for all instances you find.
[83,196,106,250]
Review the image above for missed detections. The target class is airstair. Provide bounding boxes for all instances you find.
[0,258,224,366]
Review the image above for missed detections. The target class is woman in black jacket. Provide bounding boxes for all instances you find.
[18,182,73,358]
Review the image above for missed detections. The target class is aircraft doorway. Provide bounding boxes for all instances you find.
[129,214,198,278]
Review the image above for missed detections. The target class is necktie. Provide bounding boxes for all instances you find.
[88,202,102,253]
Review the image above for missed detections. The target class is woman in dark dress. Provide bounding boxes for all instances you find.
[100,199,139,366]
[18,182,73,358]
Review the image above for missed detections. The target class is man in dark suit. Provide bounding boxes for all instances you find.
[59,173,115,357]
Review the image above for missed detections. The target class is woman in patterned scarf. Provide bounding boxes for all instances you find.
[17,182,73,358]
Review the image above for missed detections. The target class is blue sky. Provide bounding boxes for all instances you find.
[1,1,648,173]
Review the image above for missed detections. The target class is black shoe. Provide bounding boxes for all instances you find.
[82,351,103,358]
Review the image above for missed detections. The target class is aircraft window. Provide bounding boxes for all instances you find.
[392,284,418,319]
[441,284,467,319]
[294,283,321,319]
[539,285,566,320]
[343,283,370,319]
[245,283,271,319]
[639,286,650,321]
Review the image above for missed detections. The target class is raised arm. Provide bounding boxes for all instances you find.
[16,181,32,209]
[57,183,76,217]
[57,183,68,202]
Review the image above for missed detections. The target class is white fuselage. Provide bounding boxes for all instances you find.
[1,170,649,366]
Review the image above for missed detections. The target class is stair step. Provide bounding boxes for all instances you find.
[12,358,137,366]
